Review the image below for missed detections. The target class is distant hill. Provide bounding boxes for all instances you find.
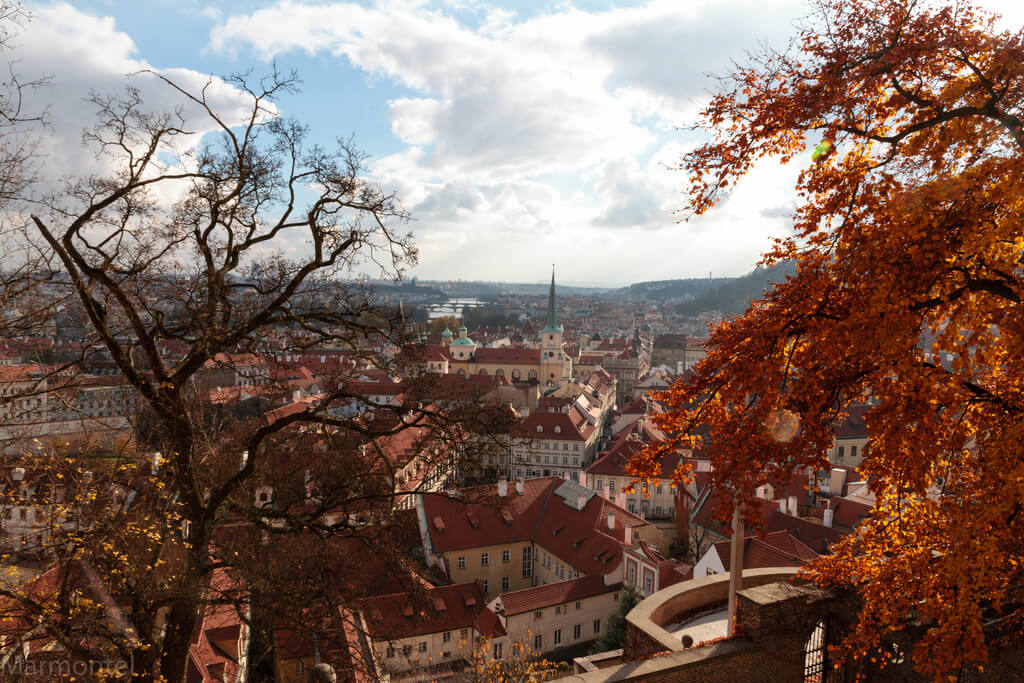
[672,262,795,316]
[613,277,733,300]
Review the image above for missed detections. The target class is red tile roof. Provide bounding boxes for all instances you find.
[421,477,647,576]
[516,411,591,441]
[713,530,819,571]
[469,347,542,364]
[359,581,500,640]
[497,575,619,616]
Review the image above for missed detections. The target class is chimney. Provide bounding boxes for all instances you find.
[607,512,615,531]
[755,485,766,499]
[497,479,508,497]
[823,507,834,528]
[778,498,787,514]
[624,524,632,545]
[697,459,711,472]
[516,479,524,495]
[788,496,798,517]
[12,467,25,482]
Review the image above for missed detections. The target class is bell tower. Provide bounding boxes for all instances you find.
[540,267,569,385]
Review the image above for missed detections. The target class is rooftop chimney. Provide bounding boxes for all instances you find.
[11,467,25,482]
[607,512,615,531]
[497,479,508,497]
[516,479,524,495]
[624,524,632,545]
[788,495,798,517]
[823,507,834,528]
[778,498,787,514]
[696,459,711,472]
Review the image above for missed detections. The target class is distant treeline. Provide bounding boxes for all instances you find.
[673,262,795,316]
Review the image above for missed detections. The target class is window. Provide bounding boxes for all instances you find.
[657,484,663,495]
[643,569,654,595]
[554,426,561,434]
[494,641,503,659]
[594,620,601,635]
[403,645,412,657]
[563,443,568,450]
[555,605,562,615]
[457,556,466,570]
[443,631,451,643]
[627,560,637,584]
[419,641,427,653]
[522,547,532,577]
[574,624,581,639]
[483,580,489,593]
[536,425,543,433]
[554,629,562,646]
[480,552,489,566]
[596,479,603,491]
[534,610,543,621]
[609,479,617,492]
[534,634,542,650]
[502,549,510,563]
[460,628,469,640]
[502,576,510,591]
[562,456,568,464]
[837,446,845,459]
[851,445,858,459]
[386,645,395,658]
[574,443,579,451]
[575,601,581,610]
[613,592,619,601]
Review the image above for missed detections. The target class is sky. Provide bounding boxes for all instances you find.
[8,1,1024,286]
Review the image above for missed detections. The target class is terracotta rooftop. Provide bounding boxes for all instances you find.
[713,530,820,572]
[421,477,648,576]
[359,581,502,641]
[497,574,620,616]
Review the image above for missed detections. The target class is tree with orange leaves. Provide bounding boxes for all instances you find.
[631,0,1024,678]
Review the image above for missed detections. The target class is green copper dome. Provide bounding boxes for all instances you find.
[441,327,453,338]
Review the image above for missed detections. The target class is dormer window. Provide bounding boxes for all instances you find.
[536,426,543,433]
[554,426,561,434]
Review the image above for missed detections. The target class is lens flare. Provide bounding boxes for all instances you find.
[766,409,801,443]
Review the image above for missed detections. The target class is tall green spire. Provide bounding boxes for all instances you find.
[542,265,562,333]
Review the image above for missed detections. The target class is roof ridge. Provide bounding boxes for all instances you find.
[528,479,559,545]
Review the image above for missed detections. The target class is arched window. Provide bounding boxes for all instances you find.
[457,369,466,377]
[479,368,488,375]
[512,369,521,380]
[528,370,537,380]
[495,369,505,376]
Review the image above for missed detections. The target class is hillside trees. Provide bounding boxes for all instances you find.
[0,63,495,681]
[632,0,1024,677]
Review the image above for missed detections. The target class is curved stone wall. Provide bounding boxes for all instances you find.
[623,567,800,660]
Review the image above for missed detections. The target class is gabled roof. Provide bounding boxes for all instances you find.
[712,530,819,572]
[359,581,498,640]
[497,575,618,616]
[469,347,542,364]
[421,477,647,575]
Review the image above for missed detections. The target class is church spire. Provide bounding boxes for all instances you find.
[542,265,562,332]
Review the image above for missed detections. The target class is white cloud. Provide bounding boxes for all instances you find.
[10,3,255,197]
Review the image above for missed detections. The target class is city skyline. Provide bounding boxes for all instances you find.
[12,0,1021,286]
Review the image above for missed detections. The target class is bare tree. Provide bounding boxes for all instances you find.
[0,63,510,682]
